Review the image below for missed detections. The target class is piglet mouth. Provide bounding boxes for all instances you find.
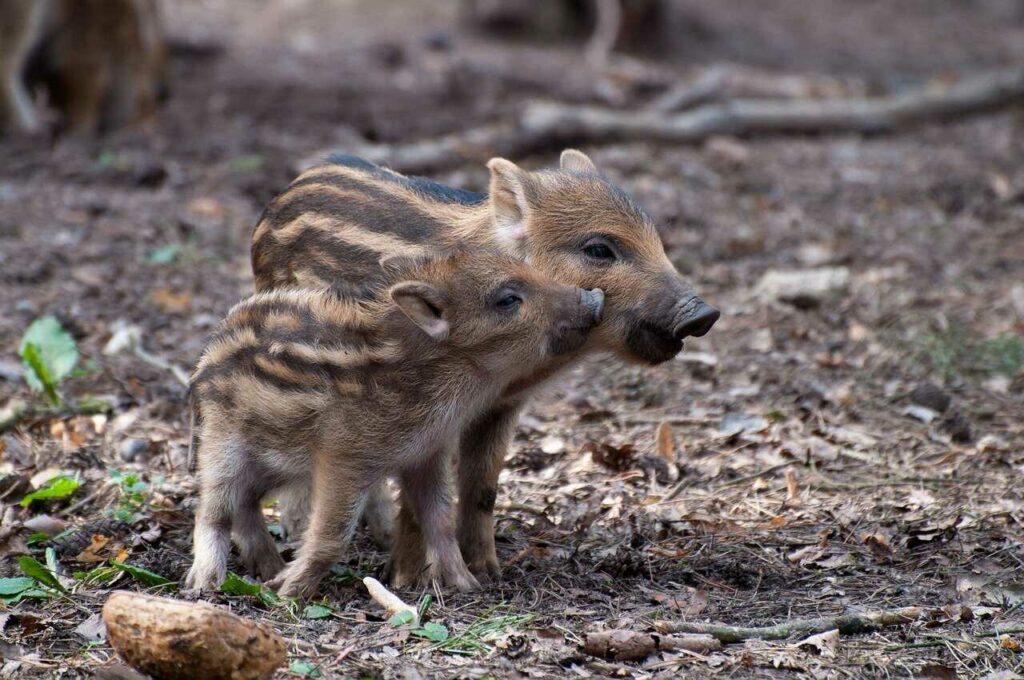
[548,325,594,356]
[627,319,684,364]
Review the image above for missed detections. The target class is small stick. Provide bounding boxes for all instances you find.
[362,576,418,626]
[653,606,923,643]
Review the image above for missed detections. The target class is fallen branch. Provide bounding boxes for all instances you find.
[648,66,865,113]
[584,629,721,661]
[340,67,1024,174]
[652,606,923,643]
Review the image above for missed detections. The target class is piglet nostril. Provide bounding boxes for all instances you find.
[584,288,605,324]
[674,301,720,339]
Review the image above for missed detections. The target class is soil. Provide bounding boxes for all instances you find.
[0,1,1022,678]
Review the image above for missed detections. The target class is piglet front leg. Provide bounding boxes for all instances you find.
[398,447,480,593]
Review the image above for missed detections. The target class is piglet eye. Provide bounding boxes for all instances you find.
[583,243,616,261]
[495,293,522,311]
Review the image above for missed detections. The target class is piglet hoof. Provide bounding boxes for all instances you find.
[267,566,321,600]
[386,561,425,591]
[466,556,501,582]
[183,565,223,594]
[429,561,481,593]
[385,548,427,590]
[241,550,286,582]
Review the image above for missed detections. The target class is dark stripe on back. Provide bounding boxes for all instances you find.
[262,175,438,243]
[325,154,487,207]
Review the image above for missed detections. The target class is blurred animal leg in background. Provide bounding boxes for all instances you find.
[38,0,168,134]
[0,0,49,134]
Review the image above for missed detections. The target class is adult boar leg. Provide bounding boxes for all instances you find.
[456,403,522,580]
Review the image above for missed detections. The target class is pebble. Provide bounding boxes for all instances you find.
[120,438,151,462]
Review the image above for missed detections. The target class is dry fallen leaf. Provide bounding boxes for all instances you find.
[999,635,1021,652]
[149,288,193,314]
[793,628,839,657]
[656,422,676,462]
[785,468,800,501]
[75,535,112,563]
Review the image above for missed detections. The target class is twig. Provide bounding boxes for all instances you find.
[648,68,729,113]
[362,576,418,626]
[132,346,190,387]
[661,462,792,503]
[344,67,1024,173]
[585,0,622,70]
[652,606,923,643]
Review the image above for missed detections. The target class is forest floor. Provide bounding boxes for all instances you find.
[0,1,1022,678]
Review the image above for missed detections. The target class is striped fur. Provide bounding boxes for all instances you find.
[251,149,718,585]
[187,250,600,598]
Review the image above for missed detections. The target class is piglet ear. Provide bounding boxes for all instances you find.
[389,281,450,341]
[559,149,597,174]
[487,157,531,251]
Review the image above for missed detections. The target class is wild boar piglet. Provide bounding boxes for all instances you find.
[184,249,604,597]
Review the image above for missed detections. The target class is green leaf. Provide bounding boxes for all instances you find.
[147,244,181,265]
[45,547,59,575]
[21,343,59,405]
[232,154,265,173]
[417,593,433,622]
[19,317,79,402]
[412,621,449,642]
[389,609,416,627]
[73,566,120,584]
[289,661,321,678]
[26,532,50,546]
[219,571,262,597]
[18,556,65,592]
[0,577,34,596]
[20,477,81,508]
[110,561,172,587]
[218,571,279,605]
[302,604,332,620]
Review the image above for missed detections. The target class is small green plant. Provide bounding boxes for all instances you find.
[110,561,173,587]
[108,469,160,522]
[915,329,1024,380]
[147,243,181,265]
[231,153,265,174]
[302,603,332,620]
[19,316,79,406]
[289,661,322,678]
[219,571,282,607]
[430,606,532,655]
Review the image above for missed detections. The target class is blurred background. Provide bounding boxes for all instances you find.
[0,1,1023,676]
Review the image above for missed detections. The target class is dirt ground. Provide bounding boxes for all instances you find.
[1,1,1023,678]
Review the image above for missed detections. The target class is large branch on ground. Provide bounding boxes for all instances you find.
[584,630,721,661]
[343,68,1024,174]
[652,606,923,643]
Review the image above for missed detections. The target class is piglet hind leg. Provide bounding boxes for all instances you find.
[384,491,427,589]
[270,456,370,599]
[233,489,286,581]
[399,447,480,593]
[186,438,281,590]
[185,488,231,592]
[456,404,522,581]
